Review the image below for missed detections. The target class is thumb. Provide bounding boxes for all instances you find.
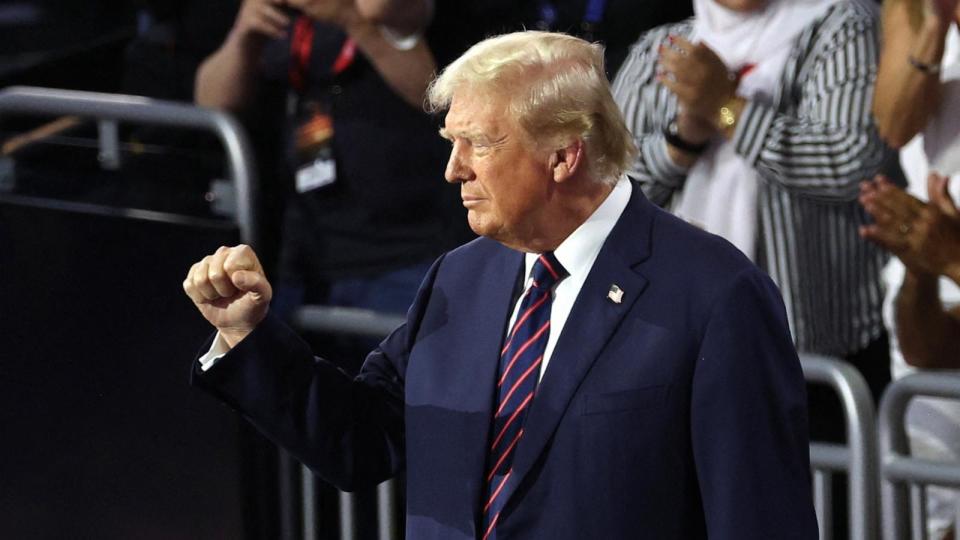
[231,270,271,301]
[929,173,959,217]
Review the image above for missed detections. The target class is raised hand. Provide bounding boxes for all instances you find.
[657,35,738,124]
[183,245,273,348]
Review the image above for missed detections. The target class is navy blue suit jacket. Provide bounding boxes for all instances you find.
[194,183,818,539]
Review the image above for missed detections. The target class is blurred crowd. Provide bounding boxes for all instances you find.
[121,0,695,358]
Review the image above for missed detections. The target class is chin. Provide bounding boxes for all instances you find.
[467,214,502,241]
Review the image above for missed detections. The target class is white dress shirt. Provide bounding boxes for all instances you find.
[507,177,631,381]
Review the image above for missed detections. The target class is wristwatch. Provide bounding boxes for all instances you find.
[663,119,709,155]
[378,25,421,51]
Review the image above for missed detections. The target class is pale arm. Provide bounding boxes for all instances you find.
[873,0,949,148]
[342,15,436,108]
[195,0,291,110]
[195,32,269,110]
[356,0,432,35]
[283,0,437,108]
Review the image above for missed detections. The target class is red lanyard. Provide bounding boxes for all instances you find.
[289,15,357,93]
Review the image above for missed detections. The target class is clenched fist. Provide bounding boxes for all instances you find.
[183,245,273,348]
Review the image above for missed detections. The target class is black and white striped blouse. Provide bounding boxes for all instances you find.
[611,2,888,356]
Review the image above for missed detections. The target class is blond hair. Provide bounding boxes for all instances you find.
[427,31,637,185]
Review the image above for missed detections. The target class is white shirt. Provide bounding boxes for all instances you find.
[200,178,632,375]
[508,177,632,381]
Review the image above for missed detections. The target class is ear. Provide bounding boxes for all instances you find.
[549,139,584,183]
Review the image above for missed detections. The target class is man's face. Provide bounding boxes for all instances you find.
[440,91,554,251]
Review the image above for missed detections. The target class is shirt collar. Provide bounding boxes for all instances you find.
[525,176,632,283]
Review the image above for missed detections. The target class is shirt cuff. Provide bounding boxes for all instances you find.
[731,99,776,166]
[198,332,231,372]
[643,133,691,186]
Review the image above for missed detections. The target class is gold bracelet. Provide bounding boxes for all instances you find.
[717,99,738,132]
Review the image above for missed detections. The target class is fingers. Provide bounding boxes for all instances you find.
[928,172,960,218]
[194,257,221,301]
[224,244,271,296]
[207,246,240,298]
[860,175,923,226]
[657,47,700,109]
[657,35,734,119]
[238,0,290,39]
[183,245,263,305]
[258,3,292,35]
[231,270,273,303]
[860,175,922,256]
[859,222,908,252]
[183,261,208,306]
[223,244,263,276]
[669,35,696,53]
[859,223,898,251]
[657,37,695,86]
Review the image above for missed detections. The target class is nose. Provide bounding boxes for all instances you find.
[444,142,473,184]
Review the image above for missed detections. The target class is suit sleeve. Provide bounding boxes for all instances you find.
[690,267,819,539]
[191,254,446,492]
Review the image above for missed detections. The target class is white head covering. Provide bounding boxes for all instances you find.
[672,0,840,258]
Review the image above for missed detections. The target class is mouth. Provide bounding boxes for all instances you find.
[461,195,485,208]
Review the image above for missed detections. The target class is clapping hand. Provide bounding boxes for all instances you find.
[860,173,960,280]
[656,35,738,125]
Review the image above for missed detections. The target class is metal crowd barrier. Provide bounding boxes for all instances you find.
[0,85,279,534]
[880,372,960,540]
[291,305,406,540]
[0,85,260,247]
[0,85,406,540]
[800,353,878,540]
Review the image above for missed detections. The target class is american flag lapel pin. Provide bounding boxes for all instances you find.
[607,284,624,304]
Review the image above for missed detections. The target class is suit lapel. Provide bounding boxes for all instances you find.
[446,245,524,526]
[500,183,656,511]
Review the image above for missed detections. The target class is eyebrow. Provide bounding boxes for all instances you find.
[438,127,505,146]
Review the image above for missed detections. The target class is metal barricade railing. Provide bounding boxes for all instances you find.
[880,372,960,540]
[0,85,260,247]
[801,354,879,540]
[0,86,411,540]
[292,305,405,540]
[0,85,278,535]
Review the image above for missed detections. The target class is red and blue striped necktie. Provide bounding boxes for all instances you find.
[481,252,567,540]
